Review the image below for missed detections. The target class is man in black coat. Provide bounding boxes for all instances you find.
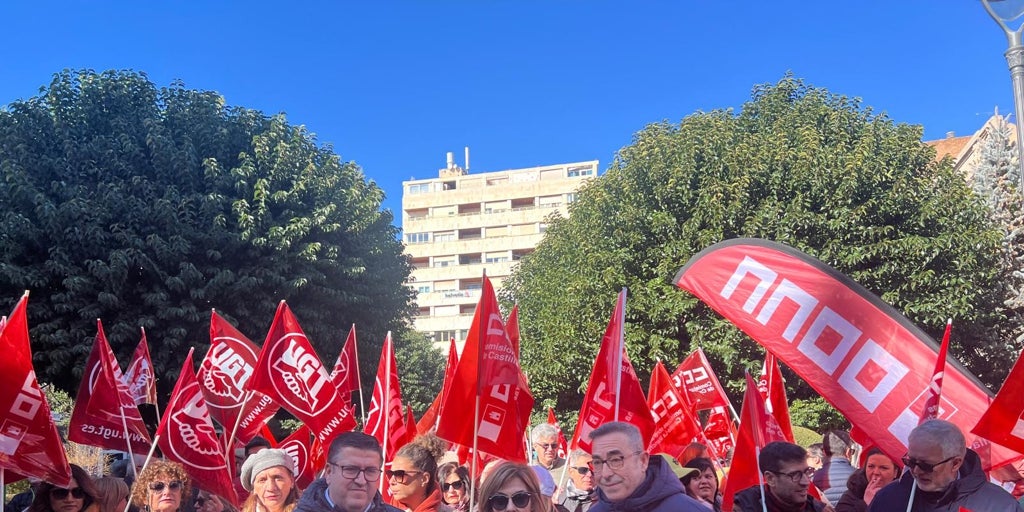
[867,419,1023,512]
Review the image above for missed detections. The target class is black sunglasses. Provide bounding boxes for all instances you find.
[488,491,531,511]
[901,455,956,473]
[148,481,183,493]
[573,466,591,475]
[51,488,85,500]
[442,480,465,492]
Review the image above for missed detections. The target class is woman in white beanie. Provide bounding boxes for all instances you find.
[239,449,300,512]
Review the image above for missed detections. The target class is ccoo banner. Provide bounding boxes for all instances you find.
[673,238,1019,469]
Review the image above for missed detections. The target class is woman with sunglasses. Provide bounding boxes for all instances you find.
[477,462,547,512]
[387,439,449,512]
[29,464,100,512]
[436,462,471,511]
[130,461,190,512]
[239,448,299,512]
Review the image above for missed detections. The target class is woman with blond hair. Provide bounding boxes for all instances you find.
[93,477,130,512]
[477,462,547,512]
[130,461,190,512]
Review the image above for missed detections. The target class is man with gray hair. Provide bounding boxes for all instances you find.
[556,449,596,512]
[812,430,856,505]
[868,419,1023,511]
[588,421,704,511]
[532,422,566,471]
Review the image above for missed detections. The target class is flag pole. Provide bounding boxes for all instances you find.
[353,325,368,426]
[469,394,481,512]
[223,391,254,468]
[613,287,626,421]
[118,406,139,479]
[380,332,392,496]
[755,446,768,512]
[142,327,162,424]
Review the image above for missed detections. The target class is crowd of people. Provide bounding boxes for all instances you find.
[6,419,1024,512]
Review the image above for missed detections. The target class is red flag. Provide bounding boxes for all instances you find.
[0,293,72,487]
[123,328,157,406]
[758,352,795,443]
[436,276,534,462]
[247,302,356,445]
[722,373,788,511]
[157,349,238,505]
[416,338,459,435]
[647,360,701,459]
[198,311,279,447]
[674,238,1021,469]
[279,425,317,490]
[507,305,520,357]
[670,348,732,412]
[405,406,417,445]
[364,332,409,462]
[546,408,568,459]
[921,319,952,424]
[569,289,654,453]
[70,321,152,454]
[702,406,736,464]
[330,324,362,403]
[972,346,1024,454]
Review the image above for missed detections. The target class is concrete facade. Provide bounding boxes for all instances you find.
[402,154,599,349]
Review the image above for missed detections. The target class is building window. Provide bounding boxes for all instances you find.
[567,165,594,177]
[434,232,455,242]
[408,183,430,194]
[417,285,431,294]
[406,232,429,244]
[433,330,457,342]
[539,223,548,233]
[485,256,510,263]
[566,193,577,204]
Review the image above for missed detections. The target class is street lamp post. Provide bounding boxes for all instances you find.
[982,0,1024,190]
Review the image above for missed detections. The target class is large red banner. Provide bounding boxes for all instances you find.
[0,294,72,487]
[673,238,1020,469]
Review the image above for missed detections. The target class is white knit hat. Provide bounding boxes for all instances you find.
[240,449,295,491]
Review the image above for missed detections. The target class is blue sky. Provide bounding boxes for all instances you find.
[0,2,1011,218]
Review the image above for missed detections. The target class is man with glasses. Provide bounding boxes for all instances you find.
[533,423,566,471]
[588,421,704,511]
[733,441,829,512]
[867,419,1023,512]
[556,450,596,512]
[295,432,401,512]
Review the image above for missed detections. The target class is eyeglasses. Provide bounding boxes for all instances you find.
[50,488,85,500]
[572,466,591,475]
[591,451,641,471]
[442,480,465,492]
[328,462,382,481]
[148,481,183,493]
[768,467,815,483]
[488,491,532,511]
[385,469,423,484]
[534,442,558,450]
[901,455,956,473]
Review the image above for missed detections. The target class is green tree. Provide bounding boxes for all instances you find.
[0,70,415,398]
[393,328,445,415]
[502,76,1014,417]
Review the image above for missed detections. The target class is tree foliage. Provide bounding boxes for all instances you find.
[502,76,1014,418]
[0,70,415,399]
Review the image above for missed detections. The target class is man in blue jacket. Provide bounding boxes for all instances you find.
[867,419,1023,512]
[588,421,705,511]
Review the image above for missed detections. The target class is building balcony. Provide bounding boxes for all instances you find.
[416,288,482,308]
[409,260,517,282]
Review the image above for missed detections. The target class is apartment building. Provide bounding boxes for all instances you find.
[402,151,599,349]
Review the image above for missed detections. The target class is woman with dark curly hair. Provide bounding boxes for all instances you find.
[387,436,449,512]
[477,462,547,512]
[436,462,472,511]
[29,464,100,512]
[130,461,191,512]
